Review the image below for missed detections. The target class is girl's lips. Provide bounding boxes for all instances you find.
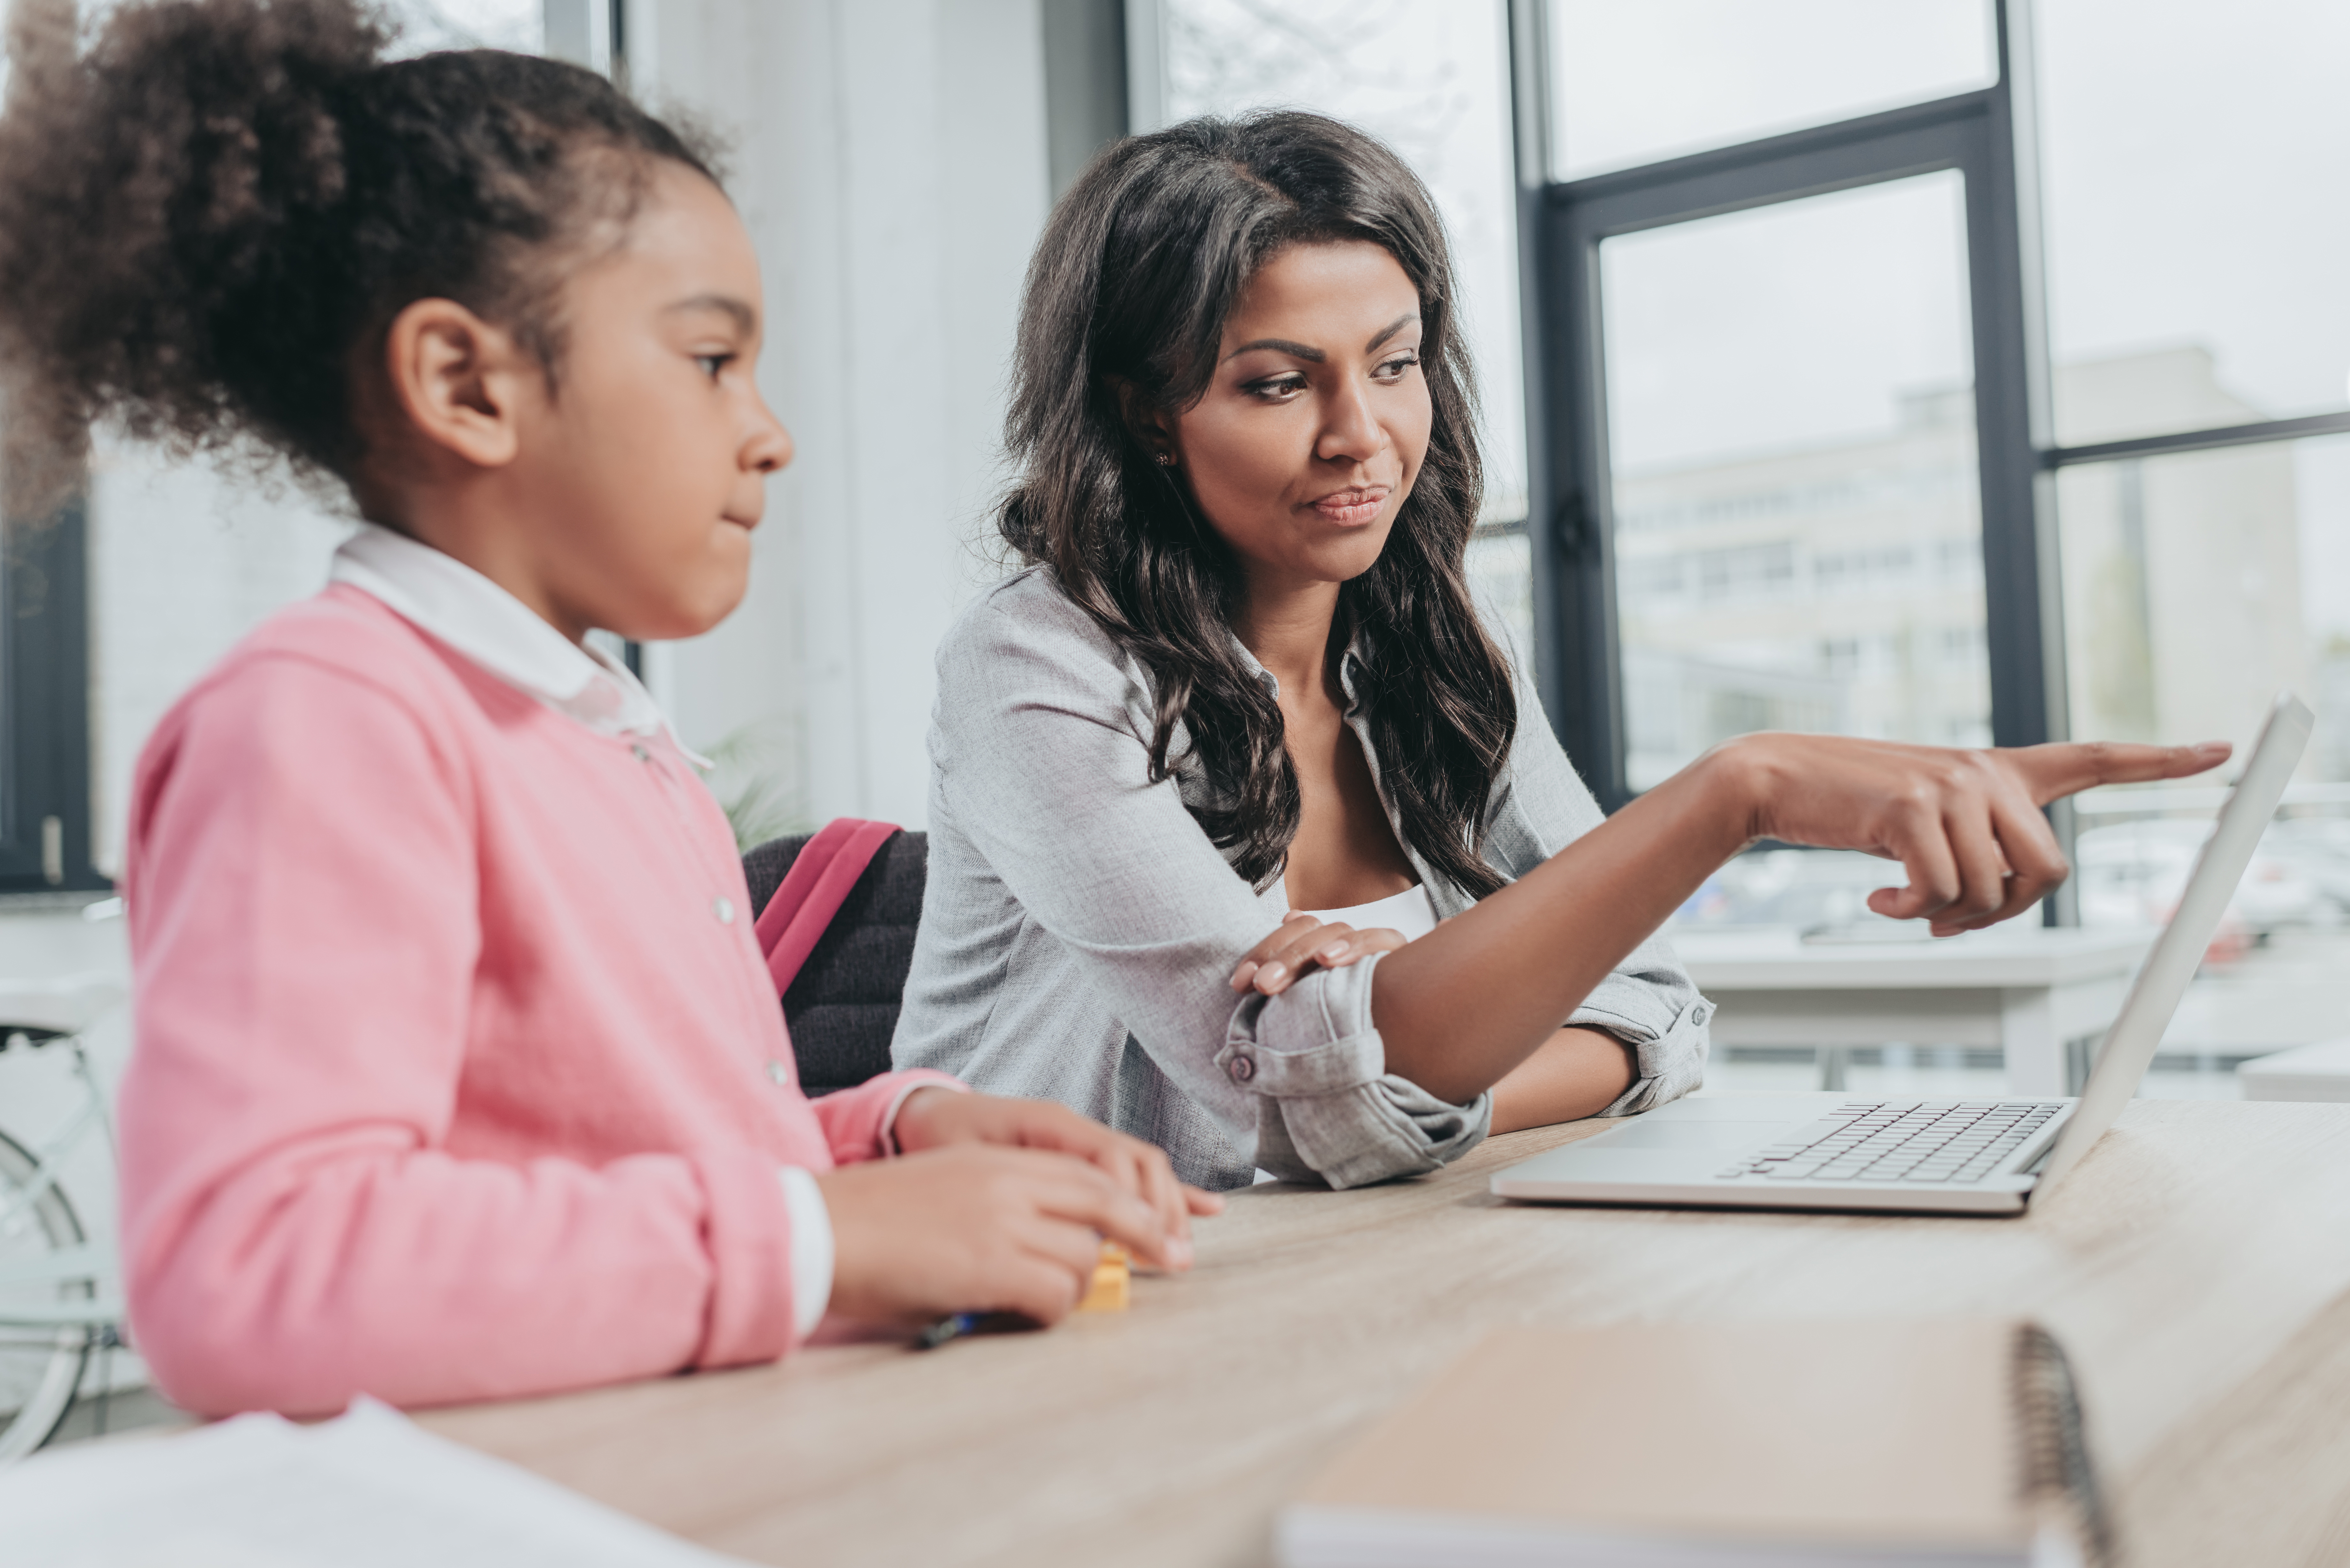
[1309,488,1390,525]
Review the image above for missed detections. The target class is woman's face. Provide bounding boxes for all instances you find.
[1160,240,1431,593]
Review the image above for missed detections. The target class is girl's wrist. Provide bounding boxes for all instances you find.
[889,1085,961,1152]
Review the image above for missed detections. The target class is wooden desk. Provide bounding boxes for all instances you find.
[1675,926,2157,1094]
[423,1102,2350,1568]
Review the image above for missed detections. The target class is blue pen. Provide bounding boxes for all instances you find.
[914,1312,980,1351]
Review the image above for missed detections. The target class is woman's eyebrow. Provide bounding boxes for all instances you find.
[1366,311,1419,351]
[1223,311,1421,364]
[1225,336,1323,363]
[664,293,757,334]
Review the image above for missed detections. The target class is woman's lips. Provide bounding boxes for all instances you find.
[1308,487,1390,525]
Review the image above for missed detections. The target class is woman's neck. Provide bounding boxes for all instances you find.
[1232,576,1343,702]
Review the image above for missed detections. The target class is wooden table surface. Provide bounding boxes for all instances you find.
[422,1101,2350,1568]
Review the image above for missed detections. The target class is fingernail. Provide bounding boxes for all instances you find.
[1259,961,1287,984]
[1230,963,1256,989]
[1316,942,1348,961]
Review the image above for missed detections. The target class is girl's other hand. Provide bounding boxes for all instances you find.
[817,1145,1177,1329]
[891,1089,1222,1268]
[1228,911,1408,997]
[1717,733,2231,937]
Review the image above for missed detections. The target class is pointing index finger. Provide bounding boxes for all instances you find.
[2008,739,2230,805]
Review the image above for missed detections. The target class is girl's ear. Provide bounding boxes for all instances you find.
[1109,376,1178,466]
[380,298,532,468]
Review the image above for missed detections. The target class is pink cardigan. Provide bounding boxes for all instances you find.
[117,585,950,1416]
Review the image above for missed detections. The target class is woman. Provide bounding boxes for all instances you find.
[891,112,2221,1193]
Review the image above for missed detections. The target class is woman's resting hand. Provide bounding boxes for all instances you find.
[1229,910,1408,997]
[1717,733,2232,936]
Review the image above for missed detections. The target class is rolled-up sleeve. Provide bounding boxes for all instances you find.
[932,586,1484,1187]
[1218,957,1489,1187]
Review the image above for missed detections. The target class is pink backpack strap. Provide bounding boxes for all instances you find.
[755,818,903,998]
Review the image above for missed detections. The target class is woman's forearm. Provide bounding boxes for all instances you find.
[1372,749,1754,1105]
[1488,1028,1639,1135]
[1362,726,2221,1107]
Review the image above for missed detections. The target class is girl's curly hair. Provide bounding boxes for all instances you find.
[0,0,716,518]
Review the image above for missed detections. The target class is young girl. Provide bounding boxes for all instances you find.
[0,0,1214,1418]
[891,111,2228,1192]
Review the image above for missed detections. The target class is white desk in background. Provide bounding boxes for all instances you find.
[1671,924,2157,1096]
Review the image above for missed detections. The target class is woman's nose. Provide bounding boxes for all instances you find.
[1315,377,1384,464]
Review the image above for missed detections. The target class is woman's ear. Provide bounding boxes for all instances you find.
[380,298,534,469]
[1109,376,1178,467]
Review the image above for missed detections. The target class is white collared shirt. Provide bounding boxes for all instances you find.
[329,522,834,1341]
[329,523,698,753]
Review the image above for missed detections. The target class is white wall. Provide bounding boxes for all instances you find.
[637,0,1051,828]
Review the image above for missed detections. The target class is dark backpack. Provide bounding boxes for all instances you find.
[741,819,928,1097]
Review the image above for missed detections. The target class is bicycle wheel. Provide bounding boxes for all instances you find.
[0,1125,92,1462]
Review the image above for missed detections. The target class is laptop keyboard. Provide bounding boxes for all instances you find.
[1716,1100,2063,1185]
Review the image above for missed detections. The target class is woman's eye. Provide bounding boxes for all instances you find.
[694,353,735,381]
[1244,374,1307,402]
[1373,352,1420,382]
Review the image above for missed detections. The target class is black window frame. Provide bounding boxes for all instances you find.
[1,496,106,893]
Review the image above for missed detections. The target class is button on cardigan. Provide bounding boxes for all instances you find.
[892,566,1714,1192]
[117,583,952,1416]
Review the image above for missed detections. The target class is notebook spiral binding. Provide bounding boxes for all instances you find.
[2014,1323,2117,1568]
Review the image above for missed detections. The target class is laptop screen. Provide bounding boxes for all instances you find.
[2035,692,2315,1194]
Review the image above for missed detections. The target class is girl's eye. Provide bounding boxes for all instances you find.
[1243,373,1308,403]
[1373,351,1420,382]
[694,353,735,381]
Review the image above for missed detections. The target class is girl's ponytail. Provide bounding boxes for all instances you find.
[0,0,713,519]
[0,0,383,514]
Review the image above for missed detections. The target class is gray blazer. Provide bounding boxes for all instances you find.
[891,567,1713,1191]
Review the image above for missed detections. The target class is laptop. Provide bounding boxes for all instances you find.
[1492,692,2316,1217]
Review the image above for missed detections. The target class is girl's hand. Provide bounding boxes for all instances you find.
[816,1144,1180,1328]
[1228,911,1409,997]
[1718,733,2231,937]
[892,1089,1223,1268]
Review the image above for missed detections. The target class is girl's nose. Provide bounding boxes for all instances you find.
[745,394,793,474]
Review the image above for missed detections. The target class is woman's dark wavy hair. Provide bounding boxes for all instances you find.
[1001,111,1517,897]
[0,0,716,519]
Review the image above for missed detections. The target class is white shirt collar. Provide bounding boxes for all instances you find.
[330,523,706,762]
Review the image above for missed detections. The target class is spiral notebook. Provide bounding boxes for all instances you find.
[1279,1320,2109,1568]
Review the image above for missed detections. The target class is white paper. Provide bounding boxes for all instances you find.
[0,1397,753,1568]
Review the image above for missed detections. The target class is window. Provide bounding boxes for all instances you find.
[1525,0,2349,1084]
[1547,0,1996,180]
[2031,0,2350,787]
[2038,0,2350,447]
[1527,5,2041,811]
[1598,170,1990,788]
